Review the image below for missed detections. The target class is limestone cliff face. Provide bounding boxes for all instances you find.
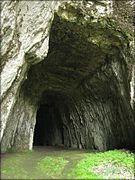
[1,1,135,152]
[1,1,59,150]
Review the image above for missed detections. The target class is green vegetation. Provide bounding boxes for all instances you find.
[68,150,134,179]
[37,156,68,178]
[1,149,134,179]
[1,153,31,179]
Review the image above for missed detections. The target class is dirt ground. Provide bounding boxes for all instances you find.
[1,146,134,179]
[1,146,90,179]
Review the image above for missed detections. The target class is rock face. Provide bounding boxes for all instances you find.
[1,1,135,152]
[1,1,59,151]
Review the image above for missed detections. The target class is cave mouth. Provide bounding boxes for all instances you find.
[22,10,135,151]
[33,94,64,147]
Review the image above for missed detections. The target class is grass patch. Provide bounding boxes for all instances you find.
[1,154,30,179]
[68,150,134,179]
[1,149,134,179]
[37,156,68,178]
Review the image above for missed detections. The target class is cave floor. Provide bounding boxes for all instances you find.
[1,146,134,179]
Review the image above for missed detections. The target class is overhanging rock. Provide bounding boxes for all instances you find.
[1,1,135,152]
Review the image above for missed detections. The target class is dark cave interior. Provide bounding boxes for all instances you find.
[26,13,134,151]
[33,94,64,147]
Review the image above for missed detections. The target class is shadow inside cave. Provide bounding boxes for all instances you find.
[33,102,64,147]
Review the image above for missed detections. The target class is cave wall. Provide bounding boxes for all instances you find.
[1,92,37,152]
[1,1,59,150]
[60,63,134,150]
[25,57,134,151]
[1,1,135,152]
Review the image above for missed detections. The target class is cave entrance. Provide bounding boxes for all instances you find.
[33,103,64,146]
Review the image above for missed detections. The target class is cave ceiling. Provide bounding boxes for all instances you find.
[23,10,127,104]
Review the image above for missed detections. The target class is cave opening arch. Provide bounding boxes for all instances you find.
[2,7,134,153]
[25,12,134,151]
